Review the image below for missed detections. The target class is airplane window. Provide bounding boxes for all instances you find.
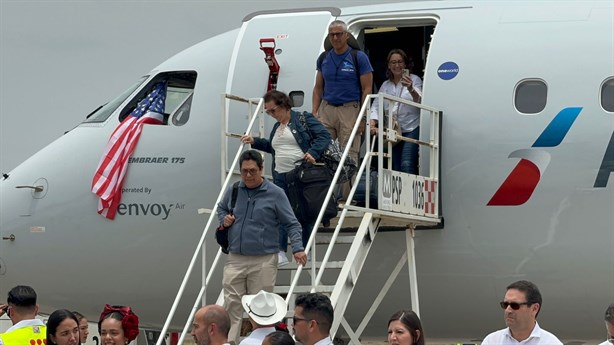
[166,87,192,114]
[82,77,147,123]
[514,79,547,114]
[601,78,614,112]
[117,71,197,124]
[289,91,304,108]
[171,93,193,126]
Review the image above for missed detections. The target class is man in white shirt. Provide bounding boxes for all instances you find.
[292,293,334,345]
[239,291,286,345]
[0,285,46,345]
[598,303,614,345]
[481,280,563,345]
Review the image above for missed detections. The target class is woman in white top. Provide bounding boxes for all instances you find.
[369,49,422,174]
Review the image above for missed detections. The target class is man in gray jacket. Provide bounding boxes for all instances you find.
[217,149,306,343]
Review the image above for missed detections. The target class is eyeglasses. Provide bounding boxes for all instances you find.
[328,32,346,38]
[265,106,278,115]
[293,316,314,324]
[499,301,532,310]
[240,168,259,176]
[388,60,405,65]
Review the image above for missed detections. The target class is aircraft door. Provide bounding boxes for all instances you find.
[226,10,335,105]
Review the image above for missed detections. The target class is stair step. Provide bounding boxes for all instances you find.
[273,285,335,294]
[277,260,345,270]
[315,234,354,245]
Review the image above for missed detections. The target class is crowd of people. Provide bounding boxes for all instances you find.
[1,282,612,345]
[0,285,139,345]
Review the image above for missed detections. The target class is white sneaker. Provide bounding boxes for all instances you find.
[278,251,289,267]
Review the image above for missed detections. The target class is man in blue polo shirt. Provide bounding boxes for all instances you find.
[312,20,373,179]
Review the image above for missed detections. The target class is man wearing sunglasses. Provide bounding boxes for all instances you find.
[481,280,562,345]
[217,150,307,344]
[599,303,614,345]
[292,293,334,345]
[0,285,46,345]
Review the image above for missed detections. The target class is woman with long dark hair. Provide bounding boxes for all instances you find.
[387,310,425,345]
[47,309,79,345]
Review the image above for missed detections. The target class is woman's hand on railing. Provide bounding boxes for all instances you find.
[240,135,254,144]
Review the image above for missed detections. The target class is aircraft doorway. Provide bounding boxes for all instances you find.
[362,25,435,92]
[350,21,443,224]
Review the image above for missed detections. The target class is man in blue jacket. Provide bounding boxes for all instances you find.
[217,149,306,343]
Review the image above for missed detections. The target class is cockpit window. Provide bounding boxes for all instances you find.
[167,87,193,126]
[170,93,192,126]
[118,71,197,126]
[82,77,147,123]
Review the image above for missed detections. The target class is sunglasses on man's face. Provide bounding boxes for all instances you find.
[499,301,531,310]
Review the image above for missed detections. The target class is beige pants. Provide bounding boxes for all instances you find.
[319,100,363,200]
[318,100,362,164]
[223,253,277,343]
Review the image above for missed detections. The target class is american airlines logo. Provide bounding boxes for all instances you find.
[488,107,614,206]
[488,107,582,206]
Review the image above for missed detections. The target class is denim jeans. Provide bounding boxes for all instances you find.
[392,127,420,175]
[273,171,314,252]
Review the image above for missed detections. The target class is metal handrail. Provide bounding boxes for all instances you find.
[157,94,264,345]
[163,91,441,344]
[283,96,371,303]
[284,92,442,306]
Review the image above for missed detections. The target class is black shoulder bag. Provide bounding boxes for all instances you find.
[215,181,239,254]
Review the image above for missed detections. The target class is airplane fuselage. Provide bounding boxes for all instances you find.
[1,0,613,342]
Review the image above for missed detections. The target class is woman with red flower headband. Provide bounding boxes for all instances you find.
[98,304,140,345]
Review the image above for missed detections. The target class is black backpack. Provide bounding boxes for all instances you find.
[215,181,239,254]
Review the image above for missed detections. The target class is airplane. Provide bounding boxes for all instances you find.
[1,0,613,343]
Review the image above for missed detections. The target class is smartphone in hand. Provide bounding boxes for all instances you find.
[403,69,410,77]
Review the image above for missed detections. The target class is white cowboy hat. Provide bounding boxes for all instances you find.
[241,290,287,326]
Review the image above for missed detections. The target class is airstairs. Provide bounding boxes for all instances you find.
[156,93,442,345]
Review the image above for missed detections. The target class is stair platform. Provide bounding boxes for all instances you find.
[319,206,441,231]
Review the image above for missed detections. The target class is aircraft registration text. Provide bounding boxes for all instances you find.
[381,169,438,217]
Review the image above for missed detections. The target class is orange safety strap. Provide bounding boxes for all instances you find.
[259,38,280,91]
